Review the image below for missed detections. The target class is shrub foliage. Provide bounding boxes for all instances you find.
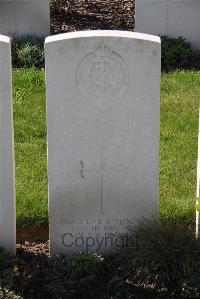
[2,221,200,297]
[122,219,200,297]
[161,36,200,72]
[12,35,44,69]
[11,35,200,72]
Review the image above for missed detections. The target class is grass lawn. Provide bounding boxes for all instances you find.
[160,71,200,223]
[13,69,200,225]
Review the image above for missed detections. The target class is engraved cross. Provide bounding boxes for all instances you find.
[80,147,127,214]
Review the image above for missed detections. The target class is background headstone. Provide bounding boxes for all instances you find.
[135,0,200,49]
[45,31,161,255]
[0,35,16,256]
[0,0,50,37]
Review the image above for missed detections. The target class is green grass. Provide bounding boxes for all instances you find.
[13,69,200,225]
[160,71,200,222]
[13,69,47,225]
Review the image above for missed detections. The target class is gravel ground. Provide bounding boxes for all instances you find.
[17,242,49,256]
[51,0,135,33]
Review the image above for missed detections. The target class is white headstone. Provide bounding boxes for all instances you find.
[0,35,16,256]
[0,0,50,37]
[135,0,200,49]
[45,31,161,255]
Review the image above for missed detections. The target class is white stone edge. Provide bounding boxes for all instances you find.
[45,30,161,45]
[0,35,10,44]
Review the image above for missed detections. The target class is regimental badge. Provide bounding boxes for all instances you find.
[76,41,129,98]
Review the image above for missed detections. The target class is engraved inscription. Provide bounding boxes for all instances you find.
[51,217,135,250]
[59,217,135,250]
[76,41,129,98]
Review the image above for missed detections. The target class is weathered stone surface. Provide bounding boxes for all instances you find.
[135,0,200,49]
[0,0,50,37]
[45,31,161,255]
[0,35,16,256]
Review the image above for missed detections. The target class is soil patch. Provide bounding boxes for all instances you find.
[17,225,48,244]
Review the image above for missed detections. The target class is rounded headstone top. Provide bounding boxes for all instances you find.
[0,35,10,44]
[45,30,161,45]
